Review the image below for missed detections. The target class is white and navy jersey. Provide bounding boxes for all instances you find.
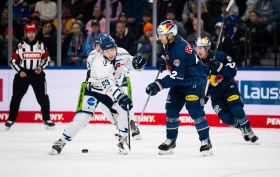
[10,39,50,73]
[87,47,136,87]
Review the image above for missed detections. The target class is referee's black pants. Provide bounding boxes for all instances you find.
[9,70,50,122]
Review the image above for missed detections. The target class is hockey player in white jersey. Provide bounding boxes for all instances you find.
[87,35,142,140]
[49,35,147,155]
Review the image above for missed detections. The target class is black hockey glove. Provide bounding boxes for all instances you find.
[117,93,133,111]
[132,56,147,70]
[156,57,167,73]
[145,79,163,96]
[208,60,223,72]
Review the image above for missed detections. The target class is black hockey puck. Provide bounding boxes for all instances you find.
[82,149,88,153]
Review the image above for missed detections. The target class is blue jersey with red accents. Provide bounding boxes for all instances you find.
[202,50,237,95]
[161,35,207,88]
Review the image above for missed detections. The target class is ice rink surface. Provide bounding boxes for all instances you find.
[0,123,280,177]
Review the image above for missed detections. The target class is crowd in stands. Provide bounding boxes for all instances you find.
[0,0,279,66]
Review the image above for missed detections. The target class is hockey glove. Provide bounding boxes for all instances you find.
[132,56,147,71]
[145,79,163,96]
[208,60,223,72]
[117,93,133,111]
[156,57,167,73]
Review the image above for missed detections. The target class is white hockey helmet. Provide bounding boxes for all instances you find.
[194,37,211,50]
[157,20,177,38]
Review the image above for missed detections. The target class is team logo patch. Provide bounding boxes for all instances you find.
[227,56,232,62]
[200,98,205,106]
[87,97,96,106]
[38,44,41,49]
[227,95,239,101]
[214,105,222,115]
[173,60,180,67]
[185,95,199,101]
[166,95,171,103]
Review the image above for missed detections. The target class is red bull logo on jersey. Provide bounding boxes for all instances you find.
[209,75,224,86]
[173,60,180,67]
[186,95,199,101]
[227,95,239,101]
[22,52,41,59]
[227,56,232,62]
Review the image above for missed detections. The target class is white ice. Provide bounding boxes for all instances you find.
[0,123,280,177]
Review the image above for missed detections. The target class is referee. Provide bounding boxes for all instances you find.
[5,24,55,130]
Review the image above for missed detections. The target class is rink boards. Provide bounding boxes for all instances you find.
[0,68,280,128]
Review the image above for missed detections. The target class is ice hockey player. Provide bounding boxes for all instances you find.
[194,37,259,144]
[49,35,146,155]
[6,23,55,130]
[146,20,213,156]
[86,35,142,140]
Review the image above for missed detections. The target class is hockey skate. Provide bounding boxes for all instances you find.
[48,139,66,155]
[5,121,14,130]
[130,120,142,140]
[158,139,176,155]
[118,135,129,155]
[240,128,259,144]
[44,120,55,130]
[200,138,213,156]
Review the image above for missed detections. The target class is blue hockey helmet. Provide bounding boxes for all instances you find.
[157,20,178,38]
[194,37,211,50]
[93,34,102,46]
[100,35,117,50]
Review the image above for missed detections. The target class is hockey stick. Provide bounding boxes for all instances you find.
[205,0,234,96]
[137,68,161,126]
[127,104,131,150]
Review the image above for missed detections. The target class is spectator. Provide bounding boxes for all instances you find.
[122,0,151,31]
[167,0,186,22]
[5,0,30,26]
[212,22,234,59]
[119,12,127,22]
[166,9,187,39]
[240,9,265,65]
[207,0,222,20]
[67,0,87,21]
[35,0,57,22]
[82,0,98,24]
[182,0,196,25]
[85,6,106,34]
[37,21,57,65]
[213,0,239,43]
[85,19,105,55]
[0,8,23,40]
[187,19,212,47]
[0,28,19,66]
[111,21,136,55]
[30,12,42,31]
[96,0,122,23]
[230,0,258,22]
[65,22,87,66]
[53,3,76,42]
[192,2,213,35]
[137,22,153,66]
[135,10,152,39]
[256,0,280,50]
[157,0,168,23]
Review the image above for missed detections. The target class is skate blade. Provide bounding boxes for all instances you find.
[118,143,129,155]
[45,126,55,130]
[5,126,11,130]
[133,134,142,140]
[201,149,213,156]
[48,149,59,155]
[158,149,174,155]
[250,139,260,145]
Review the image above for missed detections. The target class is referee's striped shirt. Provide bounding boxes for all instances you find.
[10,39,50,73]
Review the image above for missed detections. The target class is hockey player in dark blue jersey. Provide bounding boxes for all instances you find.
[194,37,259,144]
[145,20,213,156]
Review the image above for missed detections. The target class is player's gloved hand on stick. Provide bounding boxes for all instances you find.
[117,93,133,111]
[208,59,223,72]
[156,56,167,73]
[145,79,163,96]
[132,56,147,70]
